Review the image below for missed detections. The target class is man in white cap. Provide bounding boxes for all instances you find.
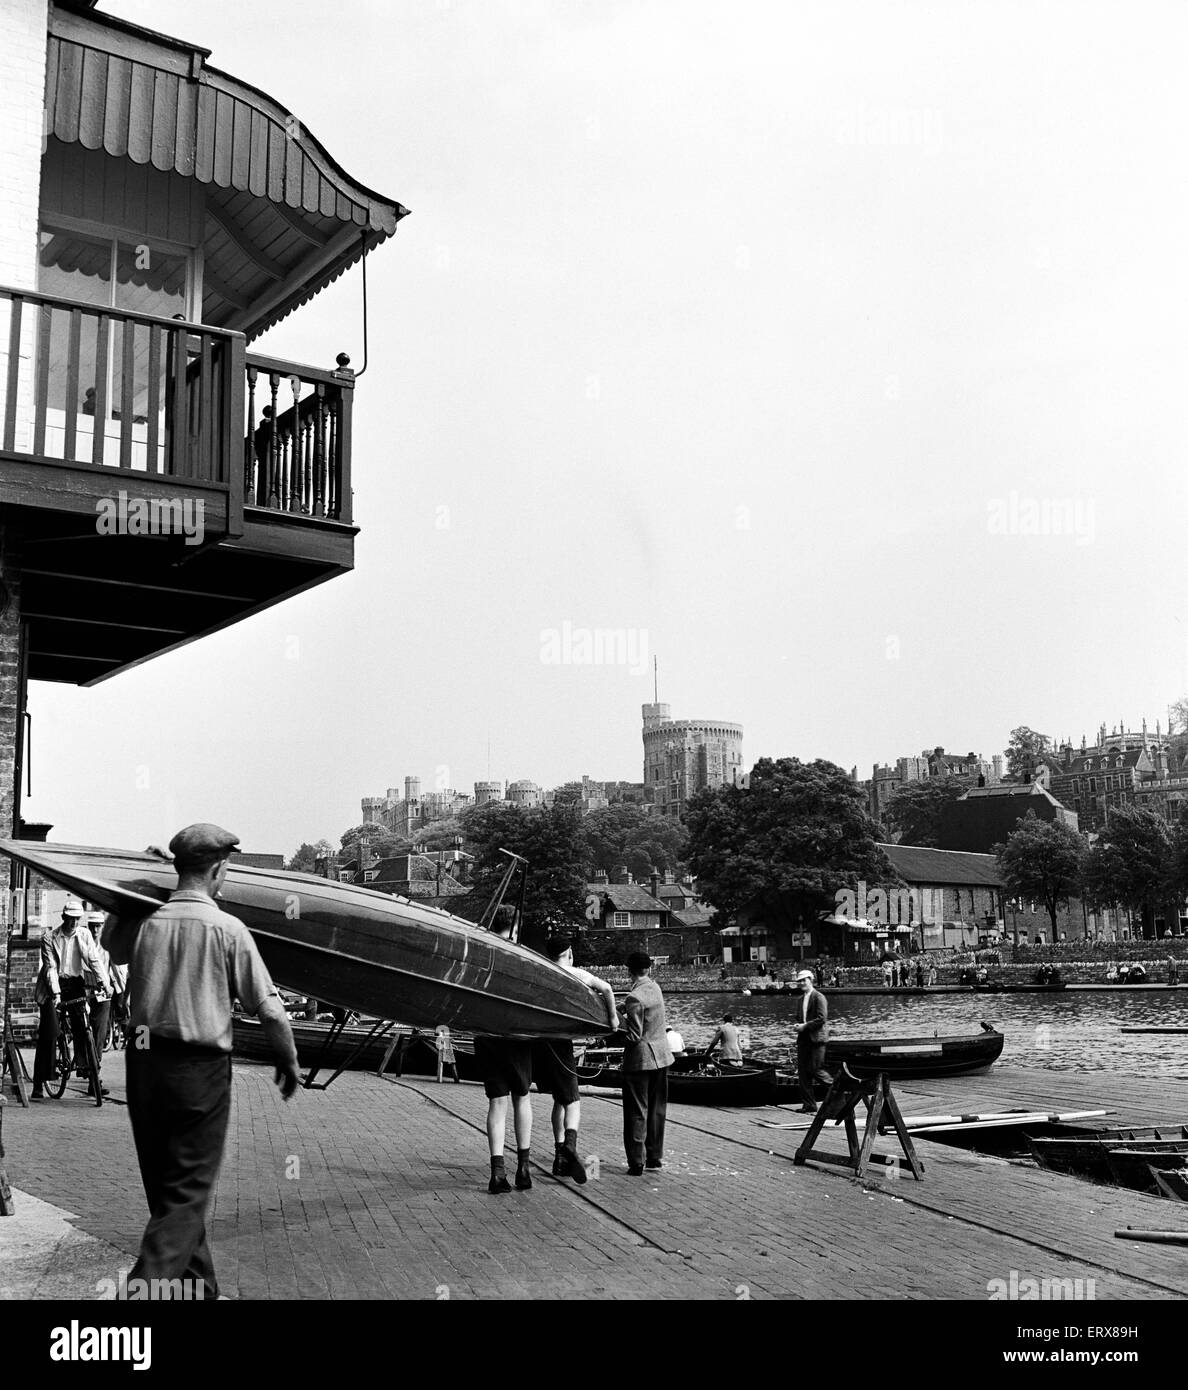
[792,969,831,1113]
[105,823,300,1299]
[31,899,111,1100]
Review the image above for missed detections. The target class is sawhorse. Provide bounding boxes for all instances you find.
[793,1065,924,1180]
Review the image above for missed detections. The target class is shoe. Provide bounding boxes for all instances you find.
[645,1160,663,1170]
[488,1173,512,1194]
[552,1148,572,1178]
[796,1105,816,1114]
[627,1164,644,1176]
[562,1130,587,1184]
[30,1088,44,1100]
[514,1167,532,1191]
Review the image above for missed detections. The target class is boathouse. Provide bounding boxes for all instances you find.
[0,0,405,1029]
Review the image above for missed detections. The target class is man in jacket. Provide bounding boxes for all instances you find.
[618,952,673,1174]
[793,968,831,1113]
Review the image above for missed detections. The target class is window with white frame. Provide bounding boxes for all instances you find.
[613,911,630,927]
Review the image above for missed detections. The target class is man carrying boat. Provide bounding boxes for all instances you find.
[476,908,535,1194]
[105,823,301,1300]
[792,969,831,1113]
[534,937,619,1184]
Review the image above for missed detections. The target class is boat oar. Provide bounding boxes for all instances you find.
[1114,1227,1188,1245]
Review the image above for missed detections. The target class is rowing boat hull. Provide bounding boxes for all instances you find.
[1027,1127,1188,1182]
[1152,1168,1188,1201]
[577,1052,779,1106]
[1105,1148,1188,1193]
[823,1029,1004,1079]
[0,840,612,1038]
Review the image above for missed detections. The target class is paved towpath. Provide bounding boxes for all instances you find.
[1,1050,1182,1299]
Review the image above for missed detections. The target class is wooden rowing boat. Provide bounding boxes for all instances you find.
[822,1027,1004,1079]
[0,840,613,1038]
[1105,1148,1188,1193]
[1027,1127,1188,1182]
[1152,1168,1188,1201]
[576,1049,779,1106]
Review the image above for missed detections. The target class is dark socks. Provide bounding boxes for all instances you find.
[515,1147,532,1190]
[488,1155,511,1194]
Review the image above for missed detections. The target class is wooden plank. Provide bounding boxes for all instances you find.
[102,54,132,160]
[198,333,213,481]
[91,313,109,465]
[64,308,81,460]
[145,323,161,472]
[3,295,22,453]
[119,317,135,470]
[126,61,156,166]
[168,325,186,476]
[32,304,52,458]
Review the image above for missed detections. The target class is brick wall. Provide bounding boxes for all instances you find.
[7,938,41,1041]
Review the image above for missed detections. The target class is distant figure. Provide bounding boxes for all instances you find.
[915,960,925,989]
[757,963,767,977]
[705,1013,743,1067]
[926,960,937,987]
[618,952,673,1175]
[793,969,831,1113]
[1169,957,1180,986]
[665,1025,686,1055]
[435,1025,459,1083]
[882,959,894,989]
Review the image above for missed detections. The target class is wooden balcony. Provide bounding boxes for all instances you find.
[0,285,359,684]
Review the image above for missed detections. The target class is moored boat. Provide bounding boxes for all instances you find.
[576,1048,779,1106]
[822,1026,1004,1079]
[1152,1167,1188,1201]
[0,839,614,1038]
[1105,1148,1188,1193]
[1027,1126,1188,1182]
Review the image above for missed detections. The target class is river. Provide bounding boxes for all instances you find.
[663,990,1188,1080]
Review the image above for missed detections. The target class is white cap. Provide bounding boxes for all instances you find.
[795,969,814,981]
[62,899,84,918]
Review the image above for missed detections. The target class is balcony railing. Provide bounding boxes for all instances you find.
[0,285,355,533]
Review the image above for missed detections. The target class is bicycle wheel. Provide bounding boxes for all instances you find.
[51,1032,71,1099]
[80,1024,103,1107]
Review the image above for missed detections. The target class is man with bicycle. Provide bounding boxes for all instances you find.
[31,899,111,1101]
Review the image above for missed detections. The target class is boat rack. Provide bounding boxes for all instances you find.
[301,1015,401,1091]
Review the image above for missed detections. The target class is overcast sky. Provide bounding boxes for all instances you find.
[25,0,1188,856]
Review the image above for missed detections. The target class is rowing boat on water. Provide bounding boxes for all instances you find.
[1027,1127,1188,1182]
[821,1027,1004,1080]
[0,840,612,1038]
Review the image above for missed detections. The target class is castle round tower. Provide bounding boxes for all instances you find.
[641,704,744,817]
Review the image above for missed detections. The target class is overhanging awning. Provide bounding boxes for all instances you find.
[45,6,408,339]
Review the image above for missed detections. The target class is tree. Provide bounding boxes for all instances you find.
[550,781,585,806]
[339,823,411,860]
[581,804,688,879]
[287,839,334,873]
[1083,806,1174,939]
[993,813,1085,941]
[884,776,968,847]
[464,802,589,951]
[1005,727,1051,783]
[1168,697,1188,770]
[409,817,467,853]
[685,757,899,932]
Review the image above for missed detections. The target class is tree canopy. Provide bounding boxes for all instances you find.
[1082,806,1173,938]
[286,839,335,873]
[993,813,1085,938]
[1005,726,1051,783]
[685,757,898,927]
[884,776,968,847]
[581,804,688,879]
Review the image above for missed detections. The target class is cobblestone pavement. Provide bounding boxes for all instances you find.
[1,1051,1178,1300]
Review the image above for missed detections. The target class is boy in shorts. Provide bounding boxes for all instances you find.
[535,937,620,1184]
[475,1035,534,1193]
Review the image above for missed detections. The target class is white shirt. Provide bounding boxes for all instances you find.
[666,1029,685,1053]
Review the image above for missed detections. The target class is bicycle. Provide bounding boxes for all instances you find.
[51,993,104,1106]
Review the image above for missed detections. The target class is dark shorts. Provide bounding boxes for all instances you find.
[531,1039,579,1105]
[475,1037,533,1099]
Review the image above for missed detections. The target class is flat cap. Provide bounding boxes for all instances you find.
[169,822,240,866]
